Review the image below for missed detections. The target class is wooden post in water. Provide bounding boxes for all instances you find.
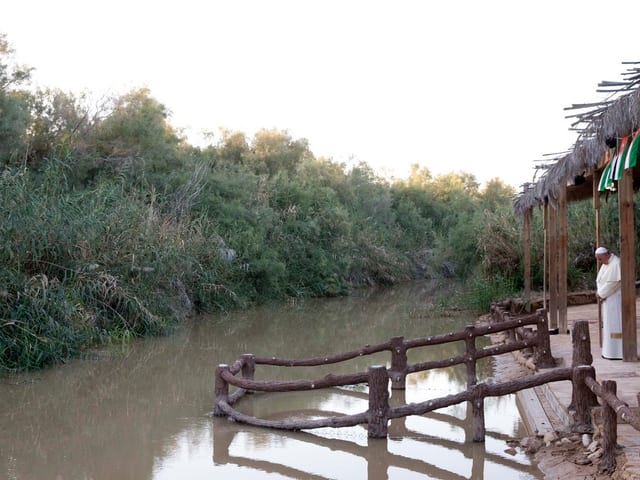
[471,384,486,442]
[571,365,597,433]
[464,324,484,441]
[214,364,230,416]
[464,325,477,387]
[600,380,618,473]
[241,354,256,381]
[390,336,407,389]
[368,365,390,438]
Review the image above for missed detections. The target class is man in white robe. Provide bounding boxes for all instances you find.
[595,246,622,359]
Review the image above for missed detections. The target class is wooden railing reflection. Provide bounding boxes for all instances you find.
[212,390,535,480]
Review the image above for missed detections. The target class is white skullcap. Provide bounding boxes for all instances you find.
[595,247,608,255]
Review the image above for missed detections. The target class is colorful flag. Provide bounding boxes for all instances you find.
[613,135,631,180]
[623,129,640,170]
[598,154,615,191]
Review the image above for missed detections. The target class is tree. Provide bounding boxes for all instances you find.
[91,87,183,170]
[404,163,432,187]
[480,177,515,209]
[215,129,250,166]
[246,128,312,176]
[26,88,100,163]
[0,33,32,164]
[0,33,32,91]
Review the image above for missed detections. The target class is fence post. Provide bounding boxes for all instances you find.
[569,321,596,411]
[471,383,486,442]
[571,365,598,433]
[241,354,256,381]
[535,308,555,368]
[214,364,230,417]
[572,320,593,366]
[390,336,407,389]
[600,380,618,473]
[503,311,516,342]
[464,325,477,387]
[368,365,389,438]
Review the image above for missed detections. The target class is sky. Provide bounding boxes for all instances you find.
[3,0,640,189]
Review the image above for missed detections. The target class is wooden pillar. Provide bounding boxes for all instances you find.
[241,353,256,380]
[572,320,593,366]
[593,170,603,348]
[569,320,594,411]
[600,380,618,473]
[368,365,390,438]
[543,203,548,312]
[214,364,230,417]
[523,208,532,303]
[548,203,559,331]
[471,384,486,442]
[389,336,407,389]
[618,169,637,361]
[465,325,477,387]
[558,185,568,334]
[571,365,597,433]
[535,308,555,368]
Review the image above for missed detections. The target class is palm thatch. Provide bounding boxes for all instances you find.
[514,62,640,215]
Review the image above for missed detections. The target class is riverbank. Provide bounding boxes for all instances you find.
[492,342,610,479]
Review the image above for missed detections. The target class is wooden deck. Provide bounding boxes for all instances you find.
[517,300,640,477]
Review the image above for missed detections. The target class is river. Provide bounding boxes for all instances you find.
[0,280,541,479]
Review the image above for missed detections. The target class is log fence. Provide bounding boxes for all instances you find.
[213,311,640,473]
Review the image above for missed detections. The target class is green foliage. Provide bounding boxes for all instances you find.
[0,34,32,165]
[477,203,522,280]
[0,90,30,164]
[0,31,555,371]
[24,88,90,163]
[464,274,520,312]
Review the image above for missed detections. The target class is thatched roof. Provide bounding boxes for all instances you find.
[514,62,640,214]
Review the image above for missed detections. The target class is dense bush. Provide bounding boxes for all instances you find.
[5,32,634,372]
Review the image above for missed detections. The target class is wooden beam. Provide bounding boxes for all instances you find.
[548,203,559,331]
[543,203,548,312]
[523,208,532,303]
[558,185,568,334]
[593,169,602,348]
[618,169,637,361]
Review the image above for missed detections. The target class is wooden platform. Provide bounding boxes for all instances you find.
[515,300,640,478]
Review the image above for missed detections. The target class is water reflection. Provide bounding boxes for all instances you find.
[0,281,541,479]
[211,388,537,480]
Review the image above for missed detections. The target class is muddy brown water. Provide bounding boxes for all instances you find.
[0,281,541,479]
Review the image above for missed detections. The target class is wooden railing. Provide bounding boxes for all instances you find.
[213,311,640,472]
[567,320,640,473]
[214,308,555,441]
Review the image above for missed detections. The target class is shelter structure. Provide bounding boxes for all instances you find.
[514,62,640,362]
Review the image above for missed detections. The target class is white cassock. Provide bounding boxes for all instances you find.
[596,254,622,359]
